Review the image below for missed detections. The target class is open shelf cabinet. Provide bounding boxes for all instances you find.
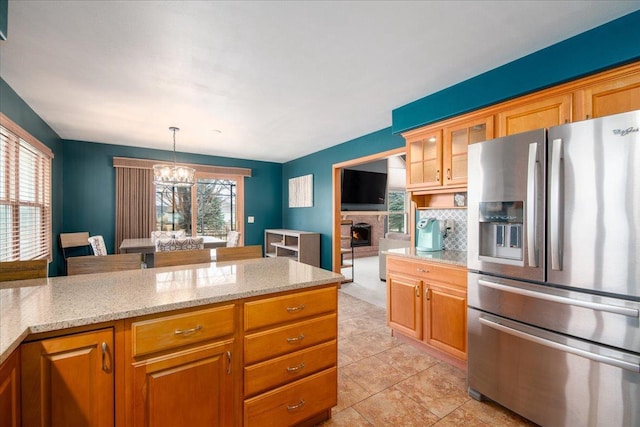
[264,229,320,267]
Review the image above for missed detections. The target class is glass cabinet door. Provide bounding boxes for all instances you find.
[443,117,492,187]
[408,131,442,188]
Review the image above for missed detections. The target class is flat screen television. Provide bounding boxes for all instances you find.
[341,168,387,211]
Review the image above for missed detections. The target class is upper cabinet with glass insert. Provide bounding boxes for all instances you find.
[404,113,493,191]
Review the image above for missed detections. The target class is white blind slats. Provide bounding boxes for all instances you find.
[0,119,52,262]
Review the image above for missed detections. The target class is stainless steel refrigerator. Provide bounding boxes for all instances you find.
[467,110,640,427]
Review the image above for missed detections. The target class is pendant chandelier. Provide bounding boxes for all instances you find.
[153,127,195,187]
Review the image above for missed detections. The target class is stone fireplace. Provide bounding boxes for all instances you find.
[341,215,384,259]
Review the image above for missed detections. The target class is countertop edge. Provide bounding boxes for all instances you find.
[0,259,342,365]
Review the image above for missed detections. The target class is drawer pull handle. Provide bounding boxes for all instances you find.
[286,362,305,373]
[174,324,202,336]
[286,304,306,313]
[416,268,428,273]
[286,334,305,343]
[287,399,306,411]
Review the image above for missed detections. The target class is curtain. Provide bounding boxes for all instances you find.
[115,167,155,253]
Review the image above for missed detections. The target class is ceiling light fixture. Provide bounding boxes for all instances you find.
[153,127,195,187]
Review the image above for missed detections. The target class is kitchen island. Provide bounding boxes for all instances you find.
[0,257,342,427]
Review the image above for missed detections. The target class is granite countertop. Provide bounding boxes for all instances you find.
[0,257,343,365]
[383,247,467,267]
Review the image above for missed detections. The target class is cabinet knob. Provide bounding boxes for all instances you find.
[436,170,440,182]
[446,168,451,180]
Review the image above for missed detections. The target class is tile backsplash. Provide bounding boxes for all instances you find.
[417,209,467,251]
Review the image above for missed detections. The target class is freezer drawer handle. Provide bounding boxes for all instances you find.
[479,316,639,372]
[478,279,639,318]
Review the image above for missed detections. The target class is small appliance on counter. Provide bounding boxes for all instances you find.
[416,218,443,252]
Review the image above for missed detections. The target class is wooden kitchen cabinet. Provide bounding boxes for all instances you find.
[404,113,492,194]
[21,328,115,427]
[497,92,573,136]
[387,272,422,339]
[127,304,237,427]
[243,285,338,426]
[574,67,640,120]
[424,282,467,360]
[386,256,467,363]
[0,348,20,427]
[131,340,235,427]
[442,114,493,187]
[406,129,442,188]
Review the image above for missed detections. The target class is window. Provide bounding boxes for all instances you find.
[388,190,408,233]
[0,114,53,261]
[155,174,242,242]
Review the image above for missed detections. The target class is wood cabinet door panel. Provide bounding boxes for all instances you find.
[424,285,467,360]
[244,286,336,331]
[21,328,114,427]
[0,348,20,427]
[132,340,234,427]
[498,93,572,136]
[387,273,422,339]
[578,73,640,120]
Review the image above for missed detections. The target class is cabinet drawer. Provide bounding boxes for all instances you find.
[244,314,336,365]
[387,257,466,288]
[131,305,235,357]
[244,286,337,331]
[244,367,337,427]
[244,340,336,397]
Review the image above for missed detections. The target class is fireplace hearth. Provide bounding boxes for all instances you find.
[351,223,372,247]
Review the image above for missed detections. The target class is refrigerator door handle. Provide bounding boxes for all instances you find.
[550,138,563,271]
[526,143,538,267]
[478,316,640,372]
[478,279,640,318]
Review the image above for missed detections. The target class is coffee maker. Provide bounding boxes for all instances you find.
[416,217,443,252]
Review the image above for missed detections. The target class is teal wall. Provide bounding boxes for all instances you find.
[393,10,640,133]
[284,10,640,270]
[282,128,405,270]
[1,78,64,276]
[62,139,283,275]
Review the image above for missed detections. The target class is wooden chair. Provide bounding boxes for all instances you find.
[154,249,212,268]
[66,253,142,276]
[0,259,48,282]
[60,232,91,259]
[215,245,262,262]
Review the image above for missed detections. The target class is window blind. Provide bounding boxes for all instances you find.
[0,116,53,262]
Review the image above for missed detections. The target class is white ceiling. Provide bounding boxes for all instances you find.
[1,1,639,163]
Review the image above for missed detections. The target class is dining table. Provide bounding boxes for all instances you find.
[119,236,226,267]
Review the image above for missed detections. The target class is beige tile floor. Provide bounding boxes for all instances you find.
[319,291,538,427]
